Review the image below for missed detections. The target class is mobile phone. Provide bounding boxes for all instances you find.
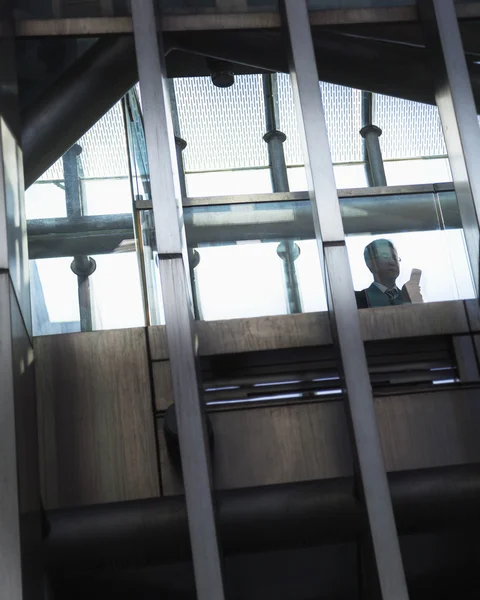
[410,268,422,284]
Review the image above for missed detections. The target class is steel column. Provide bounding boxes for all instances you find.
[360,92,387,188]
[131,2,225,600]
[282,1,409,599]
[418,0,480,294]
[263,73,302,314]
[62,144,94,332]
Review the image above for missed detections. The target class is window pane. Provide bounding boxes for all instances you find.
[89,253,145,330]
[195,243,288,321]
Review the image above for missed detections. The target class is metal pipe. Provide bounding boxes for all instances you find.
[62,144,95,332]
[360,125,387,187]
[262,73,302,314]
[361,91,374,187]
[45,463,480,571]
[22,36,139,189]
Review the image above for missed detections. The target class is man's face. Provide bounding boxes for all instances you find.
[367,244,400,281]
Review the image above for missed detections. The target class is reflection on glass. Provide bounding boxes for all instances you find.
[353,239,418,308]
[348,230,474,307]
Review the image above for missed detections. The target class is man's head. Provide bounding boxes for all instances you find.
[363,239,400,286]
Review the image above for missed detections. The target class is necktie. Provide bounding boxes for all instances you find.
[385,289,397,304]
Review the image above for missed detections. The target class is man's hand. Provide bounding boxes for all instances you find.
[402,268,423,303]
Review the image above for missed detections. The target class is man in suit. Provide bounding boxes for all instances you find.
[355,239,422,308]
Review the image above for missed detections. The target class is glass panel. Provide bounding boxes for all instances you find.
[25,182,67,219]
[124,70,476,320]
[27,101,145,336]
[345,190,475,308]
[194,243,288,320]
[181,190,474,319]
[186,169,272,197]
[383,158,452,186]
[30,257,80,335]
[138,209,166,326]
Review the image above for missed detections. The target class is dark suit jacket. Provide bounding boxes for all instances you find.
[355,283,411,309]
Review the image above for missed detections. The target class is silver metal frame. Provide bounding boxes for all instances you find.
[13,4,480,38]
[0,275,23,600]
[419,0,480,294]
[133,183,456,210]
[282,0,409,597]
[131,2,226,599]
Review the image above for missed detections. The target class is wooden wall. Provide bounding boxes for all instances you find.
[34,301,480,508]
[34,328,160,510]
[157,388,480,495]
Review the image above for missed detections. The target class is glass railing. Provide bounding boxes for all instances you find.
[28,184,474,332]
[27,75,478,335]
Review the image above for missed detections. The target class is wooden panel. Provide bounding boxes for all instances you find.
[149,312,332,361]
[197,313,332,356]
[148,325,169,361]
[359,300,469,341]
[149,301,468,360]
[158,401,353,495]
[34,328,160,509]
[376,388,480,472]
[160,387,480,495]
[152,360,174,411]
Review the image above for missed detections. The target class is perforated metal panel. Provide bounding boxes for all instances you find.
[174,75,268,172]
[375,94,447,160]
[38,77,451,186]
[277,74,363,166]
[40,101,129,181]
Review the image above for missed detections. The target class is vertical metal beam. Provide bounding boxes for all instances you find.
[418,0,480,294]
[281,1,409,599]
[0,3,42,599]
[131,3,225,600]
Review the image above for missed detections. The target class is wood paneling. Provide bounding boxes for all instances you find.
[148,325,169,361]
[159,386,480,495]
[359,300,469,340]
[149,312,332,361]
[197,313,332,356]
[152,360,174,411]
[158,401,353,495]
[376,388,480,472]
[149,301,468,361]
[34,328,160,509]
